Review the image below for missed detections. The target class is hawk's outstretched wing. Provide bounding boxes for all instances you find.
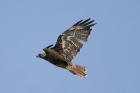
[53,18,96,62]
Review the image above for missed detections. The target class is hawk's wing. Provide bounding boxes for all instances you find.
[53,18,96,62]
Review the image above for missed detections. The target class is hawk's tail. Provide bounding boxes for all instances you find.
[66,64,88,77]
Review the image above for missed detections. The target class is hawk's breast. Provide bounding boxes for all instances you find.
[43,49,69,68]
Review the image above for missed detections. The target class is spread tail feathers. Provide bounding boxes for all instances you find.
[66,64,88,77]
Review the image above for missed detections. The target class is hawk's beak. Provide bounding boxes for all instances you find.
[36,55,39,58]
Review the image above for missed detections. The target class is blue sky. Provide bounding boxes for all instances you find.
[0,0,140,93]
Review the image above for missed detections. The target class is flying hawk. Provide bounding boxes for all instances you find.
[37,18,96,77]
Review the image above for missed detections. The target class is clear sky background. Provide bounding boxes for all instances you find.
[0,0,140,93]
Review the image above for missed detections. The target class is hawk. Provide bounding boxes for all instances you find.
[37,18,96,77]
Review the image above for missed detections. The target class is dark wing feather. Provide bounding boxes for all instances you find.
[53,18,96,62]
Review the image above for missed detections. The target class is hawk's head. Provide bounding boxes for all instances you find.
[36,44,53,58]
[36,50,46,58]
